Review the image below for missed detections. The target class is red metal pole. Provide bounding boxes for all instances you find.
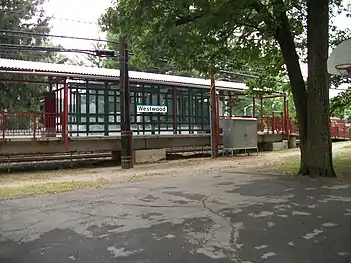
[33,115,36,139]
[210,70,218,157]
[260,96,263,132]
[272,111,275,134]
[2,112,5,139]
[252,97,256,117]
[63,78,69,152]
[229,92,233,117]
[286,99,290,134]
[216,94,220,149]
[283,96,287,135]
[173,87,177,134]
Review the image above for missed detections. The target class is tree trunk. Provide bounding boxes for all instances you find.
[270,0,335,177]
[270,3,309,175]
[306,0,336,177]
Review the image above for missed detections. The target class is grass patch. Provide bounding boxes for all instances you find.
[276,153,351,177]
[0,180,107,200]
[0,171,66,183]
[127,172,167,183]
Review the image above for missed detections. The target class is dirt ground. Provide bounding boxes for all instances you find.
[0,141,350,190]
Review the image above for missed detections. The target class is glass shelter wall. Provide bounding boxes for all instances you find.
[53,81,211,136]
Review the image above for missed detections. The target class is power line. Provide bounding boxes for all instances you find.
[219,69,288,84]
[0,30,180,65]
[0,43,117,57]
[0,29,118,45]
[6,30,340,88]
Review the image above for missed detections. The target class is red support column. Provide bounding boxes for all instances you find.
[229,92,233,117]
[173,87,177,134]
[252,97,256,117]
[216,94,220,149]
[272,111,275,134]
[287,100,290,133]
[2,112,5,139]
[283,96,288,135]
[260,96,263,132]
[63,78,69,152]
[44,91,56,136]
[33,116,36,139]
[210,70,218,157]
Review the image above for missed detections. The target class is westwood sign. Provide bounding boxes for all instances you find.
[137,105,168,113]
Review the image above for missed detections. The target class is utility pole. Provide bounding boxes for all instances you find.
[119,36,134,169]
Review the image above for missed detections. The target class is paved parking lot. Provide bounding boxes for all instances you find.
[1,170,351,263]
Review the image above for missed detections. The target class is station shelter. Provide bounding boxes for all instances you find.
[0,58,298,153]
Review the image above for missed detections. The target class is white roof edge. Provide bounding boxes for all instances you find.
[0,58,248,90]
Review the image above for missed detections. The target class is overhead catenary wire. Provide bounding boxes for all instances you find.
[1,30,349,90]
[0,43,117,57]
[0,29,119,46]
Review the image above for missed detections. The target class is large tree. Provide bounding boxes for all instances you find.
[0,0,52,111]
[101,0,348,177]
[305,0,335,175]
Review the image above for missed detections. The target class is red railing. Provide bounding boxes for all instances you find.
[220,115,298,135]
[330,120,351,139]
[257,116,286,134]
[0,111,62,139]
[2,112,351,141]
[220,115,351,139]
[220,115,292,135]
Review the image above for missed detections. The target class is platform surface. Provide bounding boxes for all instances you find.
[0,133,297,155]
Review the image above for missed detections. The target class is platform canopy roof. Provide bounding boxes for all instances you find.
[0,58,248,92]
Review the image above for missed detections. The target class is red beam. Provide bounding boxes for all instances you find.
[252,97,256,117]
[63,78,69,152]
[260,96,263,132]
[229,92,233,116]
[173,87,177,134]
[210,70,218,157]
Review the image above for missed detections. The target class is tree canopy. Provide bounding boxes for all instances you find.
[0,0,54,111]
[101,0,348,80]
[101,0,351,177]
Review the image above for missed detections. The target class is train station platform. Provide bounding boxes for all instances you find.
[0,59,349,165]
[0,132,298,156]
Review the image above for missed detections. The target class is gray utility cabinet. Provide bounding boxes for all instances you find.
[220,117,258,154]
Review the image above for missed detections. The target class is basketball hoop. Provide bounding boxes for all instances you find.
[335,63,351,76]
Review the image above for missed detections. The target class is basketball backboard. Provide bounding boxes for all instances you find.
[327,38,351,76]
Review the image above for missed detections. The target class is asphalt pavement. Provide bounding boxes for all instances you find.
[1,170,351,263]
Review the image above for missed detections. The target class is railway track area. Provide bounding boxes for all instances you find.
[0,147,214,173]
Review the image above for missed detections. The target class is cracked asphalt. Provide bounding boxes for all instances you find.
[1,170,351,263]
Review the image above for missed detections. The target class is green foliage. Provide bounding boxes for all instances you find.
[100,0,350,86]
[0,0,55,112]
[330,88,351,118]
[101,0,281,75]
[100,0,351,123]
